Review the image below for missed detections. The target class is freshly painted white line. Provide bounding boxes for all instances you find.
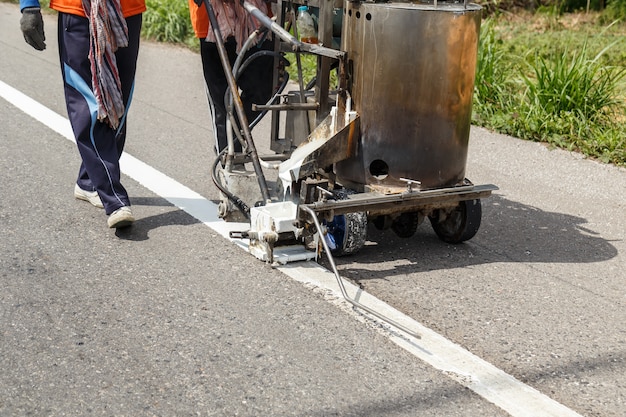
[0,80,74,140]
[282,262,582,417]
[1,80,584,417]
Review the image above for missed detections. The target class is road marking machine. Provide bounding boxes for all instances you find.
[201,0,498,336]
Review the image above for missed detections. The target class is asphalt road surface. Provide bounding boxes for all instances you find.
[1,3,625,416]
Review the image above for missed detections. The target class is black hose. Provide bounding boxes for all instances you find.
[236,50,288,77]
[211,149,251,220]
[226,51,290,132]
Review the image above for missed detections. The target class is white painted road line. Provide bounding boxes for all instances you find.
[1,79,584,417]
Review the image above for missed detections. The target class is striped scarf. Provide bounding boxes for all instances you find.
[82,0,129,130]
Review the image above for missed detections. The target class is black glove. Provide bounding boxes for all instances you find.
[20,7,46,51]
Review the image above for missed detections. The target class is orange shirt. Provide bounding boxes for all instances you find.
[188,0,210,39]
[50,0,146,18]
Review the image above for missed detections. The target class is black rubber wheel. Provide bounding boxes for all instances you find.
[429,199,482,244]
[391,212,421,238]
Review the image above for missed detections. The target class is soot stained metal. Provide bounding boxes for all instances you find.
[207,0,498,337]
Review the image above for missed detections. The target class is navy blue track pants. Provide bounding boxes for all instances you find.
[57,12,142,215]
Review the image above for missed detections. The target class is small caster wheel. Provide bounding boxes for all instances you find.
[391,211,423,238]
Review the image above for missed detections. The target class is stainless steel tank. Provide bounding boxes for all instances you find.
[335,1,482,191]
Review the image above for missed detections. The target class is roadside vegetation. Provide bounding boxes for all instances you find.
[5,0,625,165]
[475,11,626,165]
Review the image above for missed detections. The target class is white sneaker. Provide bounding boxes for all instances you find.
[74,184,104,209]
[107,206,135,228]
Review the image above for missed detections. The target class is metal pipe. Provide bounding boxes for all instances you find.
[253,103,319,111]
[201,0,271,203]
[242,1,300,49]
[248,67,290,130]
[284,3,310,135]
[301,185,497,220]
[300,205,421,340]
[242,0,344,60]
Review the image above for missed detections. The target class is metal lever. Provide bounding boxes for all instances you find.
[300,205,421,339]
[400,177,422,193]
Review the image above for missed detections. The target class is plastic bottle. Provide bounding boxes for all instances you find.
[296,6,318,44]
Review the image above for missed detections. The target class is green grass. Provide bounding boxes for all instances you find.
[143,0,196,48]
[474,13,626,165]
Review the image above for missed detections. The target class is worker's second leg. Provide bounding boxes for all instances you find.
[200,37,239,154]
[238,39,275,127]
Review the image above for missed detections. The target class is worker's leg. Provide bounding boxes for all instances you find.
[58,13,141,215]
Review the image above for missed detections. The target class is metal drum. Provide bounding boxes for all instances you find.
[335,1,482,191]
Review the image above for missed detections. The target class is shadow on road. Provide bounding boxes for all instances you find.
[327,194,619,277]
[114,196,203,241]
[115,194,619,269]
